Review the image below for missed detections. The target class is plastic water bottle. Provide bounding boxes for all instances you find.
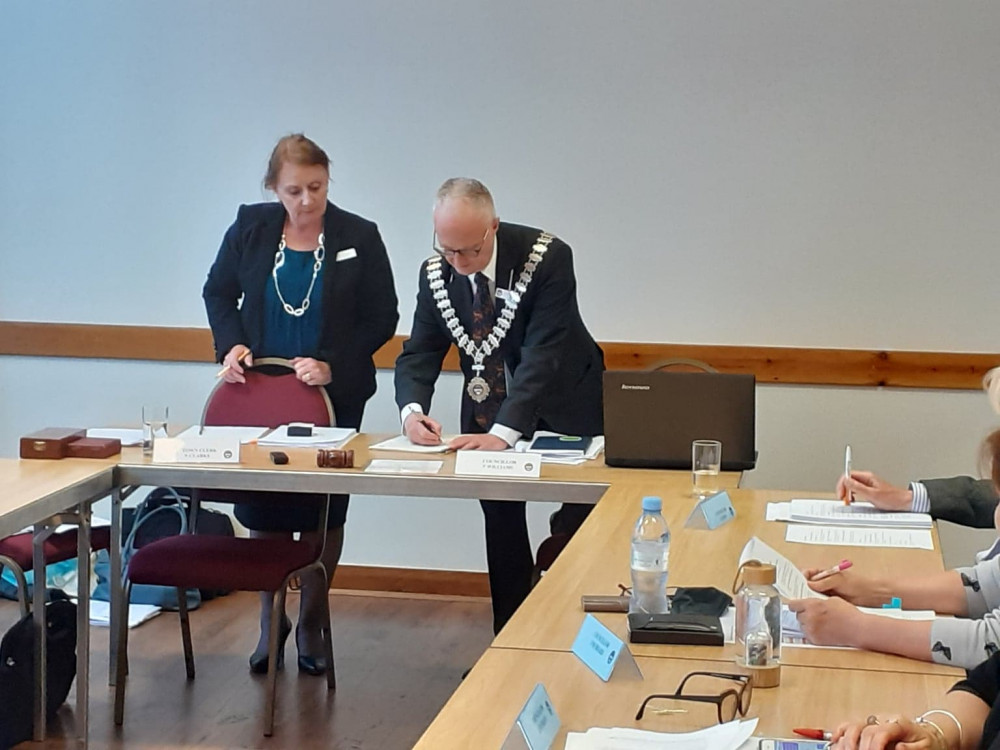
[629,496,670,614]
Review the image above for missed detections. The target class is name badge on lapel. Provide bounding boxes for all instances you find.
[335,248,357,262]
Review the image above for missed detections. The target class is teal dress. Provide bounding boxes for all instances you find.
[260,246,323,357]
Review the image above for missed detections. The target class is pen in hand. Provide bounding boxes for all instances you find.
[809,559,852,582]
[216,350,250,379]
[843,444,853,505]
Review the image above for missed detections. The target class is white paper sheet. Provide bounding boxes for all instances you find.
[564,718,757,750]
[176,425,269,443]
[738,536,823,600]
[89,600,161,629]
[86,427,144,446]
[785,524,934,550]
[786,499,932,528]
[364,459,444,475]
[257,425,357,448]
[368,434,458,453]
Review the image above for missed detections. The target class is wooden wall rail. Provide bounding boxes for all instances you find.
[1,320,997,390]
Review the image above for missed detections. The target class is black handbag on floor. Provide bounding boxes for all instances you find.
[0,592,77,750]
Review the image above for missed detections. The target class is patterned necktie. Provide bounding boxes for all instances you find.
[471,272,506,430]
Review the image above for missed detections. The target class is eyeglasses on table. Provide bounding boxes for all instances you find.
[634,671,753,725]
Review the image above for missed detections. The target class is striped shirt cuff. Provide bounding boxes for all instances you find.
[909,482,930,514]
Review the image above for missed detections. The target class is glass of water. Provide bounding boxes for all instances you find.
[692,439,722,498]
[142,405,169,456]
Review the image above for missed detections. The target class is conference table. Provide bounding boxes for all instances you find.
[1,435,964,749]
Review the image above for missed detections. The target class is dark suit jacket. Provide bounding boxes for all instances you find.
[203,201,399,414]
[394,222,604,437]
[924,476,999,528]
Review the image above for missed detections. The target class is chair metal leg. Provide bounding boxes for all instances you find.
[323,594,336,691]
[0,556,30,619]
[113,580,133,726]
[177,588,195,680]
[263,588,285,737]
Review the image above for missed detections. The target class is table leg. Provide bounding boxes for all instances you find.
[75,506,91,749]
[32,521,54,742]
[109,486,122,685]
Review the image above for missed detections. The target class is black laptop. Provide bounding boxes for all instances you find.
[603,371,757,470]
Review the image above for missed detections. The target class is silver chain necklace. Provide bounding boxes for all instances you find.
[272,232,325,317]
[427,231,554,402]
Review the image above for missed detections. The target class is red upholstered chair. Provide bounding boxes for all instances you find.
[113,358,338,736]
[0,526,112,617]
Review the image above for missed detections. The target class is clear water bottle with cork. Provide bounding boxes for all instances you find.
[734,560,781,687]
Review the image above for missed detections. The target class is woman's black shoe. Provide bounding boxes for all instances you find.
[249,615,292,675]
[297,653,329,676]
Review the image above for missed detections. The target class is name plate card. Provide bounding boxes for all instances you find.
[454,450,541,478]
[685,490,737,530]
[152,436,241,464]
[501,683,560,750]
[570,614,643,682]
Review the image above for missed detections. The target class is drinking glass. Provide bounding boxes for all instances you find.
[142,405,169,456]
[692,439,722,498]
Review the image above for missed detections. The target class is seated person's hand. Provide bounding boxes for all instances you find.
[449,434,510,452]
[787,597,864,648]
[222,344,253,384]
[830,716,932,749]
[404,413,443,445]
[291,357,331,386]
[838,470,913,511]
[802,566,888,607]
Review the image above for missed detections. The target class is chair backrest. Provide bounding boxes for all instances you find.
[200,357,335,429]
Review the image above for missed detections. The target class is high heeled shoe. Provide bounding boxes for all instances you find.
[248,614,291,675]
[295,627,329,676]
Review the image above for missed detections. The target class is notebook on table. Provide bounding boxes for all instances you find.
[602,370,757,471]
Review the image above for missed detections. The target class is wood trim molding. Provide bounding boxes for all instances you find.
[1,320,997,389]
[332,564,490,598]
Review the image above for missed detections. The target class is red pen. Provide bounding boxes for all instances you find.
[809,559,853,582]
[794,728,833,740]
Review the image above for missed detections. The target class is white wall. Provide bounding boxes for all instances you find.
[2,2,998,570]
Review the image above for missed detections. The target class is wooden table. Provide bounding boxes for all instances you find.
[493,480,961,677]
[414,649,958,749]
[0,457,118,747]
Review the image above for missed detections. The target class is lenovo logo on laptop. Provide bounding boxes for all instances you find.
[620,384,650,390]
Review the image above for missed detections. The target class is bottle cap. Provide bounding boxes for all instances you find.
[641,496,662,512]
[741,562,777,585]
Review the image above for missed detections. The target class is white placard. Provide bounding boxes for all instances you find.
[151,436,241,464]
[453,450,542,478]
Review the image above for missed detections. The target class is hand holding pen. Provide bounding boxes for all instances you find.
[217,346,252,382]
[403,412,444,446]
[810,559,853,582]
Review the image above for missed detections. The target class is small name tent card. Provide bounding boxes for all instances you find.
[571,614,643,682]
[500,683,560,750]
[152,436,240,464]
[685,491,737,530]
[454,450,541,478]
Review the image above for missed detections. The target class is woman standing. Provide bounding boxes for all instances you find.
[203,134,398,674]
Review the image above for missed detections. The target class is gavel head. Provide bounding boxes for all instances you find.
[316,449,355,468]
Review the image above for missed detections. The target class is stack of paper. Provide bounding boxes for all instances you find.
[565,718,757,749]
[768,499,932,528]
[87,427,144,446]
[176,425,269,443]
[257,425,357,448]
[368,434,458,453]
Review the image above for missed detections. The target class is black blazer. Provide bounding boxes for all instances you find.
[394,222,604,437]
[203,201,399,410]
[924,476,1000,528]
